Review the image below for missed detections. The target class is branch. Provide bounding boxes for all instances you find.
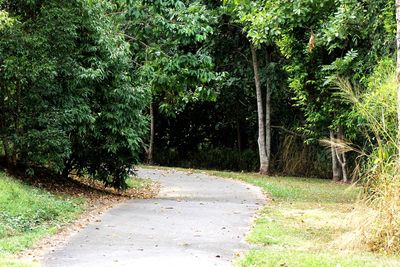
[271,126,306,139]
[124,34,150,48]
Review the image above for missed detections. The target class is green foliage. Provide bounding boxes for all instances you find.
[124,0,220,116]
[150,6,307,176]
[0,0,148,188]
[228,0,400,255]
[337,59,400,253]
[0,8,13,31]
[227,0,395,141]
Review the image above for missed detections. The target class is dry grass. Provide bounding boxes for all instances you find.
[144,165,400,265]
[334,61,400,255]
[361,171,400,253]
[276,135,330,179]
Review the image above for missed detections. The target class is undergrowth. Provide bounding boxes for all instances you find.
[337,58,400,253]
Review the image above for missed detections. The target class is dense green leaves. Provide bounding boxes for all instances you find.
[124,0,220,115]
[0,0,397,186]
[0,0,148,188]
[228,0,395,142]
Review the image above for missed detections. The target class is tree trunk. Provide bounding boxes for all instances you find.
[2,137,11,166]
[62,159,72,179]
[331,127,349,182]
[340,153,348,182]
[330,131,341,181]
[337,127,348,183]
[147,100,155,165]
[251,45,268,174]
[396,0,400,165]
[236,121,242,152]
[265,50,272,174]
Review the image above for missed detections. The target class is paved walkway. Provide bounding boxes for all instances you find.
[43,168,265,267]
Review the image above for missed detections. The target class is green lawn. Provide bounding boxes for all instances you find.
[203,170,400,267]
[0,170,155,267]
[126,176,154,190]
[0,171,85,266]
[4,165,400,266]
[145,166,400,267]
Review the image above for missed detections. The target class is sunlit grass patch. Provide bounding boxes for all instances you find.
[126,176,153,190]
[246,206,349,249]
[0,256,36,267]
[144,166,400,266]
[200,170,359,204]
[237,249,400,267]
[0,171,84,265]
[209,171,400,266]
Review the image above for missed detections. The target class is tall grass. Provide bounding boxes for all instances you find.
[276,135,331,179]
[336,58,400,253]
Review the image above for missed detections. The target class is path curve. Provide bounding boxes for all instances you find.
[43,168,265,267]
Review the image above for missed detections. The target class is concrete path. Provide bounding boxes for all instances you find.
[43,168,265,267]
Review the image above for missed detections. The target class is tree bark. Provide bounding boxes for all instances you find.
[147,100,155,165]
[236,120,242,152]
[396,0,400,165]
[265,50,272,174]
[340,153,348,182]
[337,127,348,183]
[2,137,11,166]
[251,45,268,174]
[62,159,72,179]
[330,131,341,181]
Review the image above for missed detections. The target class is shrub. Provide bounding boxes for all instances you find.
[337,58,400,253]
[0,0,148,188]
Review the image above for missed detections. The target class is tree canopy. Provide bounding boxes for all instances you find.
[0,0,148,188]
[0,0,397,187]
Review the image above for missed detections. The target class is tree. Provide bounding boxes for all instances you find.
[122,0,219,163]
[250,45,269,174]
[0,0,148,188]
[227,0,394,181]
[222,1,273,174]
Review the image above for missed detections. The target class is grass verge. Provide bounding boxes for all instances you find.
[206,171,400,266]
[0,170,158,267]
[0,171,84,266]
[143,165,400,266]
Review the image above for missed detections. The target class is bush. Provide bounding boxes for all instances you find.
[338,58,400,253]
[0,0,148,188]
